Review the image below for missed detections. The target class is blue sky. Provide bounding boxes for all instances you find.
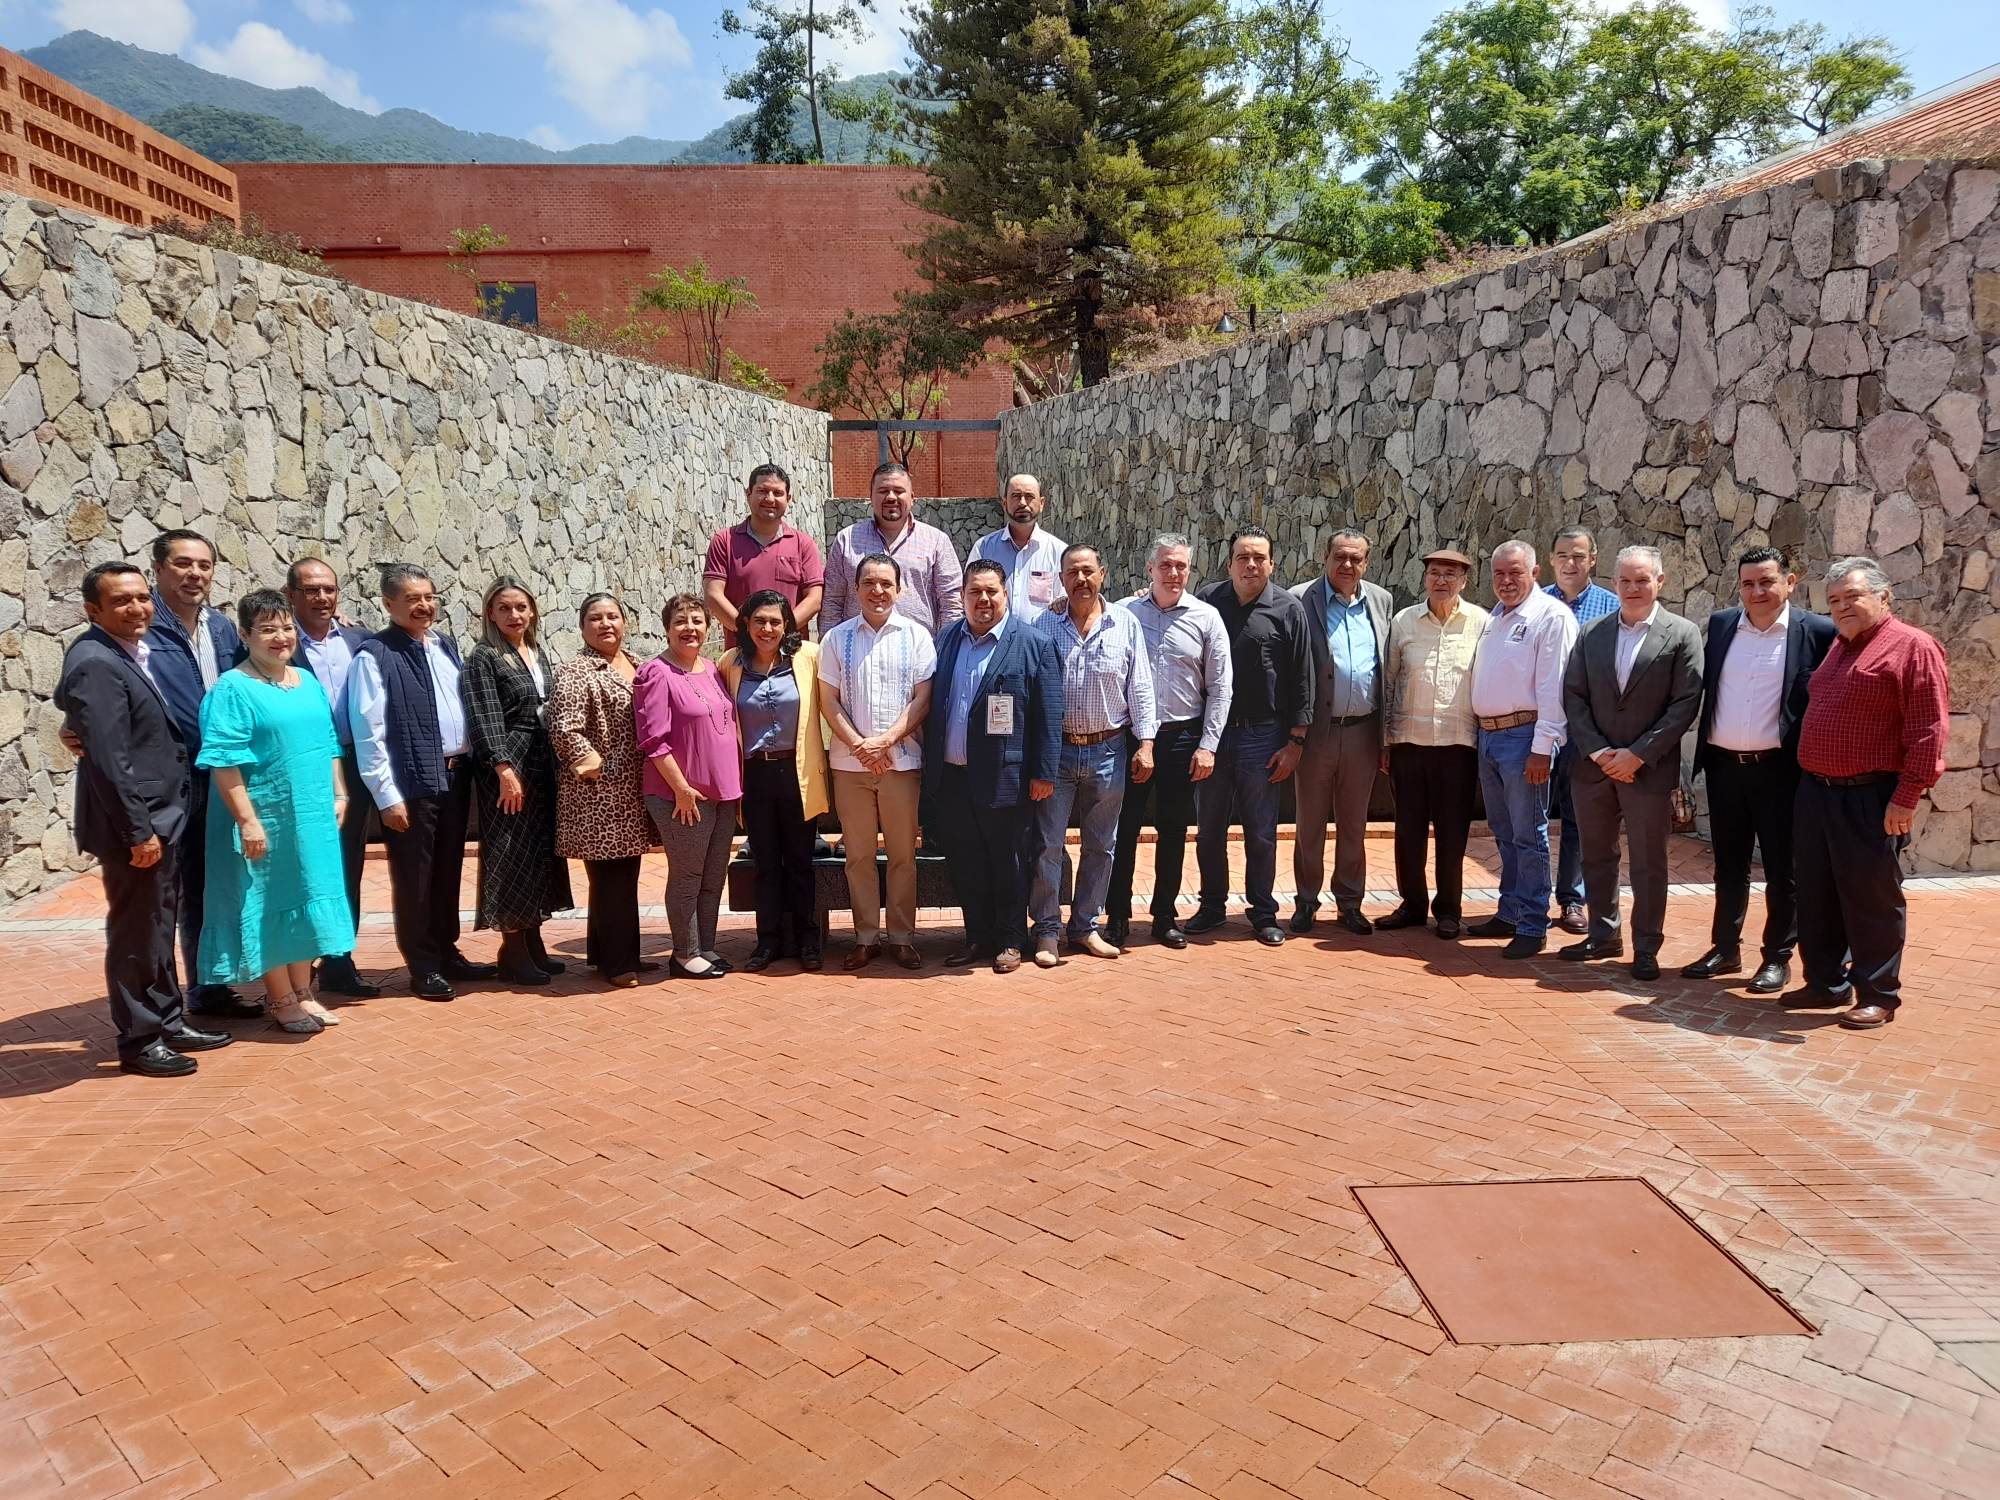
[0,0,1990,149]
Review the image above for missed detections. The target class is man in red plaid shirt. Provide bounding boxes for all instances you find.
[1790,557,1950,1029]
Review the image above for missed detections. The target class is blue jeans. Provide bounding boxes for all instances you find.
[1032,736,1127,940]
[1549,744,1583,908]
[1195,720,1283,927]
[1478,724,1552,937]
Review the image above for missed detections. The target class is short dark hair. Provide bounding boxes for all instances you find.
[1060,542,1101,569]
[855,551,902,587]
[1737,546,1790,575]
[577,592,627,628]
[1552,525,1596,553]
[746,462,792,495]
[1227,526,1273,558]
[661,593,709,630]
[286,556,338,591]
[83,561,144,606]
[1325,527,1371,554]
[738,589,802,657]
[870,461,912,487]
[151,528,214,567]
[235,588,294,634]
[964,559,1007,586]
[379,563,432,600]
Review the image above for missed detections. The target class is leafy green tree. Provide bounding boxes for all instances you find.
[149,104,355,163]
[908,0,1239,386]
[722,0,879,162]
[1734,7,1913,137]
[808,294,985,461]
[632,260,766,386]
[445,225,511,318]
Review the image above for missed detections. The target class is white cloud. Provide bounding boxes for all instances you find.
[822,0,915,77]
[293,0,356,24]
[48,0,195,51]
[528,123,569,150]
[190,21,382,113]
[496,0,693,136]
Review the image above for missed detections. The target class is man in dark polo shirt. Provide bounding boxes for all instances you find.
[702,463,826,647]
[1790,556,1949,1030]
[1187,527,1314,946]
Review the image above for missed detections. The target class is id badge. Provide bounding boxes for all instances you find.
[986,694,1016,735]
[1027,571,1055,606]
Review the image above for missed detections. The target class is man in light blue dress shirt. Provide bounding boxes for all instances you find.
[968,474,1067,625]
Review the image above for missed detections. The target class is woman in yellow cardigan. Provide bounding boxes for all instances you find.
[719,589,831,971]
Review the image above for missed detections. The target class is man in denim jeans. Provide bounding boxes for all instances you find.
[1467,541,1579,959]
[1188,529,1315,946]
[1030,545,1157,966]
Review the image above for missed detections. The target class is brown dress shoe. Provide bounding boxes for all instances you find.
[842,943,880,972]
[993,948,1022,973]
[1557,903,1590,935]
[1838,1002,1895,1029]
[888,942,923,971]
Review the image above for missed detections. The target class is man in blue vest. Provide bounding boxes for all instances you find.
[146,529,258,1019]
[348,564,497,1000]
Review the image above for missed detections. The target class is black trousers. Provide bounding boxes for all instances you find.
[102,840,186,1058]
[322,747,373,965]
[584,855,642,977]
[175,771,218,998]
[1106,718,1201,927]
[743,755,818,946]
[1794,774,1907,1007]
[381,759,473,977]
[1705,752,1800,960]
[1389,744,1478,921]
[934,764,1032,954]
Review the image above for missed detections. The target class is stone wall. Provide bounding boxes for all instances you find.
[998,158,2000,871]
[0,192,829,901]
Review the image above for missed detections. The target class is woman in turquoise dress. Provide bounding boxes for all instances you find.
[196,589,355,1035]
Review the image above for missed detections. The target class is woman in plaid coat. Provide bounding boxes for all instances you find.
[463,577,574,984]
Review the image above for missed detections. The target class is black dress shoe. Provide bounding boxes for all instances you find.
[1255,925,1286,946]
[1374,907,1425,931]
[1467,917,1516,939]
[699,950,734,975]
[1103,921,1130,949]
[798,946,823,972]
[1632,954,1661,981]
[317,961,382,998]
[1501,934,1546,960]
[190,987,265,1019]
[1289,907,1316,934]
[1434,918,1463,940]
[1780,983,1852,1009]
[637,959,664,973]
[121,1041,197,1077]
[1558,937,1624,961]
[1154,924,1188,949]
[526,932,567,974]
[441,955,498,981]
[1679,946,1742,979]
[1334,908,1373,936]
[162,1025,233,1053]
[1747,960,1789,995]
[942,946,982,968]
[411,972,456,1001]
[670,957,727,979]
[742,946,777,972]
[1184,908,1227,934]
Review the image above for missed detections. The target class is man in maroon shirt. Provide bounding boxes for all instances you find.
[702,463,825,648]
[1791,557,1950,1029]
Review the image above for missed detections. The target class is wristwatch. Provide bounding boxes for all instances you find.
[1288,730,1308,746]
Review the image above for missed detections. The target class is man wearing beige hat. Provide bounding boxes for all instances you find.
[1378,549,1489,938]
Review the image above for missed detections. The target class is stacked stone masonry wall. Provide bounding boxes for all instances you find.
[998,157,2000,872]
[0,191,828,902]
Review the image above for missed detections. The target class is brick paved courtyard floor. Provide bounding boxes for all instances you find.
[2,834,1997,1499]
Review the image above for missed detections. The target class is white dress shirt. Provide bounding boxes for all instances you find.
[299,623,356,746]
[1613,605,1659,693]
[818,612,937,773]
[347,634,471,809]
[1125,591,1233,752]
[1468,587,1578,757]
[1709,606,1790,752]
[969,526,1067,624]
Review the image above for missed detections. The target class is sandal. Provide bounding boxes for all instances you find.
[267,990,324,1035]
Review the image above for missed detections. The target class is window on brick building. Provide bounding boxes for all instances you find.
[479,281,539,328]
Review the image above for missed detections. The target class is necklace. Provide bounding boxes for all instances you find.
[248,659,292,688]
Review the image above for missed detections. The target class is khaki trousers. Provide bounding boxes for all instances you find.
[832,768,921,943]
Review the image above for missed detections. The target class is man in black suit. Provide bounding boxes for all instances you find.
[1682,547,1839,994]
[923,559,1065,973]
[286,557,381,998]
[55,563,233,1077]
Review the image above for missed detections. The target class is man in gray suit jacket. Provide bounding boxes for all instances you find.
[1557,545,1704,980]
[1290,529,1395,934]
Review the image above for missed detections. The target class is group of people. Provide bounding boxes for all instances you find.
[55,459,1951,1079]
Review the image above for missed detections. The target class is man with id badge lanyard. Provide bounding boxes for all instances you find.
[969,474,1068,625]
[923,561,1066,972]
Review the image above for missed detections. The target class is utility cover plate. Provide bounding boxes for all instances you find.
[1351,1177,1814,1345]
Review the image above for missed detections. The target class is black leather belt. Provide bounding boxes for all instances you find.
[1808,771,1895,787]
[746,749,796,762]
[1327,712,1377,726]
[1715,748,1780,764]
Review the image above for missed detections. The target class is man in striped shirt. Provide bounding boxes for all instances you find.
[821,462,964,635]
[1030,544,1158,966]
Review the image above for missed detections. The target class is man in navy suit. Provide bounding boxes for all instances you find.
[287,557,381,998]
[1682,546,1838,994]
[923,559,1065,973]
[55,563,233,1077]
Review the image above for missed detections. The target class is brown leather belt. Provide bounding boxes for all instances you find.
[1062,727,1123,746]
[1808,770,1895,787]
[1476,710,1537,731]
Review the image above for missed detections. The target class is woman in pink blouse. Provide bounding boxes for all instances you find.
[634,594,743,979]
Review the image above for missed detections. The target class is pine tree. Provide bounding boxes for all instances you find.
[907,0,1238,386]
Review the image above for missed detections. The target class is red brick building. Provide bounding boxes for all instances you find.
[0,46,238,230]
[233,163,1009,497]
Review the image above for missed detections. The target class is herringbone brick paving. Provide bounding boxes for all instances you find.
[1,836,1996,1498]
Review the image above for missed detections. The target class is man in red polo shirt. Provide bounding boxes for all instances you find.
[1791,556,1949,1029]
[702,463,826,648]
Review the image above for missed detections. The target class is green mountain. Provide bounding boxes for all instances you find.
[23,30,923,167]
